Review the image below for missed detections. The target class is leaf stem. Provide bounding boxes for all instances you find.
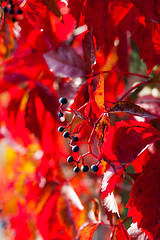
[86,70,151,79]
[117,79,152,102]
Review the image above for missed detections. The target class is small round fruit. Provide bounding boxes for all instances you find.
[63,131,70,138]
[73,166,80,173]
[81,165,89,172]
[72,145,79,152]
[91,165,99,172]
[3,7,8,13]
[67,156,74,163]
[58,112,63,118]
[59,97,67,105]
[16,8,23,14]
[73,136,79,142]
[8,8,14,14]
[58,126,64,132]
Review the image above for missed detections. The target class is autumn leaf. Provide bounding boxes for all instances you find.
[68,0,84,23]
[0,20,15,59]
[127,223,149,240]
[26,0,46,30]
[127,149,160,240]
[77,222,102,240]
[84,0,108,46]
[116,221,131,240]
[24,90,41,141]
[36,82,58,119]
[108,101,157,119]
[95,73,105,112]
[131,20,160,71]
[43,45,86,78]
[43,0,62,21]
[101,165,123,215]
[131,0,160,23]
[82,30,96,72]
[95,114,110,151]
[98,120,160,166]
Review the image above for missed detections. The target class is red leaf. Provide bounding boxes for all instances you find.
[82,30,96,71]
[70,81,89,110]
[71,121,86,135]
[131,20,160,71]
[116,221,131,240]
[127,149,160,239]
[43,0,62,20]
[43,45,86,78]
[101,165,123,199]
[99,120,160,166]
[101,165,123,216]
[11,208,35,240]
[84,0,108,46]
[128,223,150,240]
[36,82,58,119]
[117,32,130,73]
[131,0,160,23]
[77,222,102,240]
[108,101,157,119]
[25,90,41,140]
[26,0,46,30]
[68,0,84,23]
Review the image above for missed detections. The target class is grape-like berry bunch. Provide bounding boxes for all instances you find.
[58,97,100,173]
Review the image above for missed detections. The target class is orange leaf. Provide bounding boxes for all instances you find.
[95,73,105,111]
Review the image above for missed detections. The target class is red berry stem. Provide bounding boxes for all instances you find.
[117,78,152,102]
[86,70,151,80]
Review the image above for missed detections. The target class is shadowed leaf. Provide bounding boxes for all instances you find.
[36,82,58,119]
[25,90,41,140]
[43,45,86,78]
[82,30,96,71]
[108,101,157,119]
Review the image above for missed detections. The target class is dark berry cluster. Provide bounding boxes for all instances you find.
[58,97,100,173]
[3,0,23,22]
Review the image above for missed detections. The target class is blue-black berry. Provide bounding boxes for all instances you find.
[73,136,79,142]
[58,112,63,118]
[58,126,64,132]
[8,8,14,14]
[73,166,80,173]
[72,145,79,152]
[63,131,70,138]
[67,156,74,163]
[91,165,99,172]
[81,165,89,172]
[16,8,23,14]
[3,7,8,12]
[59,97,67,105]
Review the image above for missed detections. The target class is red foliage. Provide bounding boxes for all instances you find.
[1,0,160,239]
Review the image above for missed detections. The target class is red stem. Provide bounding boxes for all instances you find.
[86,70,151,79]
[117,79,152,102]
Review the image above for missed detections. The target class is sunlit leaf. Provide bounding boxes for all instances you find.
[95,73,105,111]
[116,221,131,240]
[127,149,160,239]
